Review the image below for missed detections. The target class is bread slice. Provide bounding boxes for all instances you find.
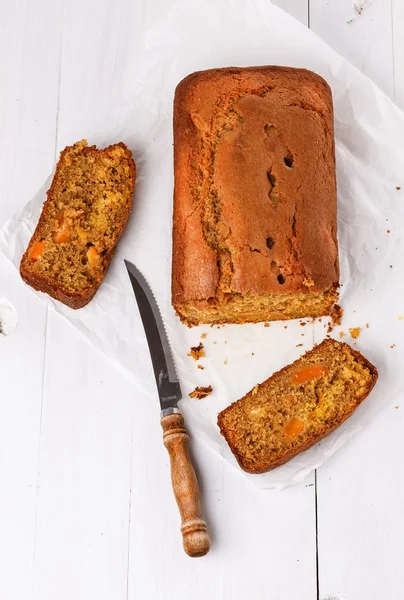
[218,339,378,473]
[20,140,136,308]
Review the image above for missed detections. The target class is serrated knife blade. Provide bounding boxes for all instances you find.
[124,260,181,411]
[124,259,210,557]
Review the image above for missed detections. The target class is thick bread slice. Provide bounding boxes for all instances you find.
[20,140,136,308]
[218,339,378,473]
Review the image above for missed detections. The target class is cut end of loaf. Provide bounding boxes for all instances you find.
[217,339,378,473]
[20,140,136,308]
[174,284,339,326]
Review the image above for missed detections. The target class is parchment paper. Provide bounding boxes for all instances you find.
[2,0,404,488]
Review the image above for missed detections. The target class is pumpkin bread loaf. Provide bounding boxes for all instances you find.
[172,66,339,325]
[20,140,136,308]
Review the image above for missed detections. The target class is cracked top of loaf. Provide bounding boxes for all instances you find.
[172,66,339,311]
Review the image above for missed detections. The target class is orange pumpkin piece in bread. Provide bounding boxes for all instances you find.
[20,140,136,308]
[29,240,45,261]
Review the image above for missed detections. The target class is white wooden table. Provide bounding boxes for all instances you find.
[1,1,403,598]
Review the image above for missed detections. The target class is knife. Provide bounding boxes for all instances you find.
[124,260,210,558]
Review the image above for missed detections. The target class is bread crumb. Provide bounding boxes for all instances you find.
[390,265,393,269]
[224,360,228,365]
[396,186,401,190]
[366,323,370,329]
[387,230,391,233]
[332,304,344,325]
[252,352,255,356]
[213,341,217,345]
[197,364,204,370]
[300,322,307,327]
[301,333,305,337]
[349,327,361,339]
[264,322,270,327]
[201,333,207,339]
[339,331,346,338]
[394,405,399,409]
[284,325,288,329]
[189,385,212,399]
[399,316,403,320]
[296,343,303,347]
[391,344,396,349]
[188,343,205,361]
[327,304,344,333]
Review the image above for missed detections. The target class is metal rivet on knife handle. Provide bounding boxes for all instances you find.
[161,411,210,557]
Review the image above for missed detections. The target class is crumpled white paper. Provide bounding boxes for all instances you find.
[1,0,404,488]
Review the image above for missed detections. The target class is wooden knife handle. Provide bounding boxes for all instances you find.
[161,411,210,557]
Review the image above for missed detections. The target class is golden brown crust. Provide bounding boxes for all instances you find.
[172,66,339,324]
[217,339,378,473]
[20,141,136,309]
[19,259,101,309]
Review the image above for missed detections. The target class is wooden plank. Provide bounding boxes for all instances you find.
[29,1,142,597]
[31,312,135,600]
[392,0,404,110]
[55,0,145,150]
[310,0,395,100]
[272,0,309,26]
[309,2,401,599]
[0,258,49,600]
[128,425,317,599]
[0,1,61,598]
[0,0,62,225]
[317,405,404,599]
[220,471,316,599]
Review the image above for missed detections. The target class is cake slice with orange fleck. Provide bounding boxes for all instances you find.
[20,140,136,308]
[218,339,378,473]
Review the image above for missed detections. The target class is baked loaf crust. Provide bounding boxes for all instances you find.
[172,66,339,325]
[218,339,378,474]
[20,140,136,308]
